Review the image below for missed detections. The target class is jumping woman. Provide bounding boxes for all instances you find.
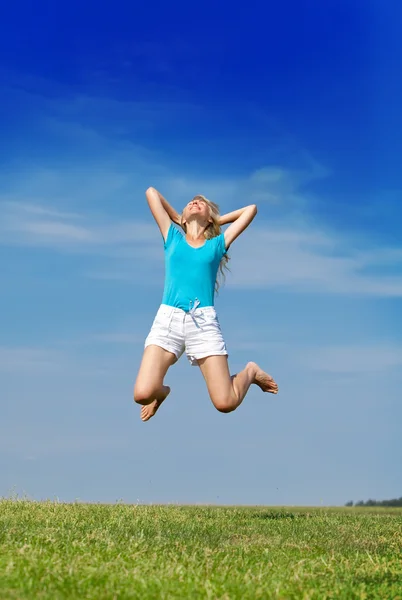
[134,187,278,421]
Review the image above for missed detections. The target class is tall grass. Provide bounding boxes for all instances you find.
[1,500,401,599]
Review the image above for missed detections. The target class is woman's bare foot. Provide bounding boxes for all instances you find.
[248,362,278,394]
[140,386,171,422]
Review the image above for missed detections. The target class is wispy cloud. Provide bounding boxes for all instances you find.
[300,344,402,374]
[90,332,144,344]
[0,425,132,457]
[0,346,64,373]
[1,166,402,297]
[0,342,139,377]
[227,222,402,297]
[1,201,82,220]
[0,200,159,256]
[0,81,400,299]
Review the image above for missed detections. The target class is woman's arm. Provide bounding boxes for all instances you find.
[145,187,181,240]
[219,208,250,226]
[156,190,182,226]
[221,204,258,249]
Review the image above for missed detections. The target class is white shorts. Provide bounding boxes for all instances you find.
[144,304,228,366]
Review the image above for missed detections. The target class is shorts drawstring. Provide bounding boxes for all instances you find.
[165,300,206,333]
[189,298,200,314]
[187,298,205,329]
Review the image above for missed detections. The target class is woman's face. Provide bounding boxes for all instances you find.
[182,198,211,223]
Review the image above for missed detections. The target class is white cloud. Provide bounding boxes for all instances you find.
[0,200,159,258]
[1,169,402,297]
[0,88,400,299]
[0,346,64,373]
[1,201,82,220]
[227,222,402,297]
[19,219,93,241]
[300,344,402,374]
[0,426,131,457]
[0,342,139,377]
[91,332,144,344]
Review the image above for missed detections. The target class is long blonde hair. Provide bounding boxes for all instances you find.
[181,194,230,292]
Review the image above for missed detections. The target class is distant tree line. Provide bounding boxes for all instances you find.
[345,497,402,507]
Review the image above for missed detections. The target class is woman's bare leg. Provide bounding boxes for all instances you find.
[134,345,177,421]
[197,356,278,413]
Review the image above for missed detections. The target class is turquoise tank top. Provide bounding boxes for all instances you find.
[161,224,227,311]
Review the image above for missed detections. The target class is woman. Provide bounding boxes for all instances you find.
[134,187,278,421]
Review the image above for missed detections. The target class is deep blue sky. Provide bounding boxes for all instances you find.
[1,0,401,505]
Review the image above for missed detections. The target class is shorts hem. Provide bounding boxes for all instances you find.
[144,340,182,360]
[188,351,229,366]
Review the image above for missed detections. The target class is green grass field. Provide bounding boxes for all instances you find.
[1,501,401,599]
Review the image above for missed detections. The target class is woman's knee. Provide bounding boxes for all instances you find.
[133,383,159,405]
[212,394,235,414]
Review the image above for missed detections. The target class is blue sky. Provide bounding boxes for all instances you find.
[1,0,401,506]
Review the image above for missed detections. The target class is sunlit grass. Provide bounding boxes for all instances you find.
[1,500,401,599]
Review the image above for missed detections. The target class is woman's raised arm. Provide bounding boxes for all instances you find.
[145,187,181,241]
[220,204,258,249]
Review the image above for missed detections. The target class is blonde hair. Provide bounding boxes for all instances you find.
[181,194,230,292]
